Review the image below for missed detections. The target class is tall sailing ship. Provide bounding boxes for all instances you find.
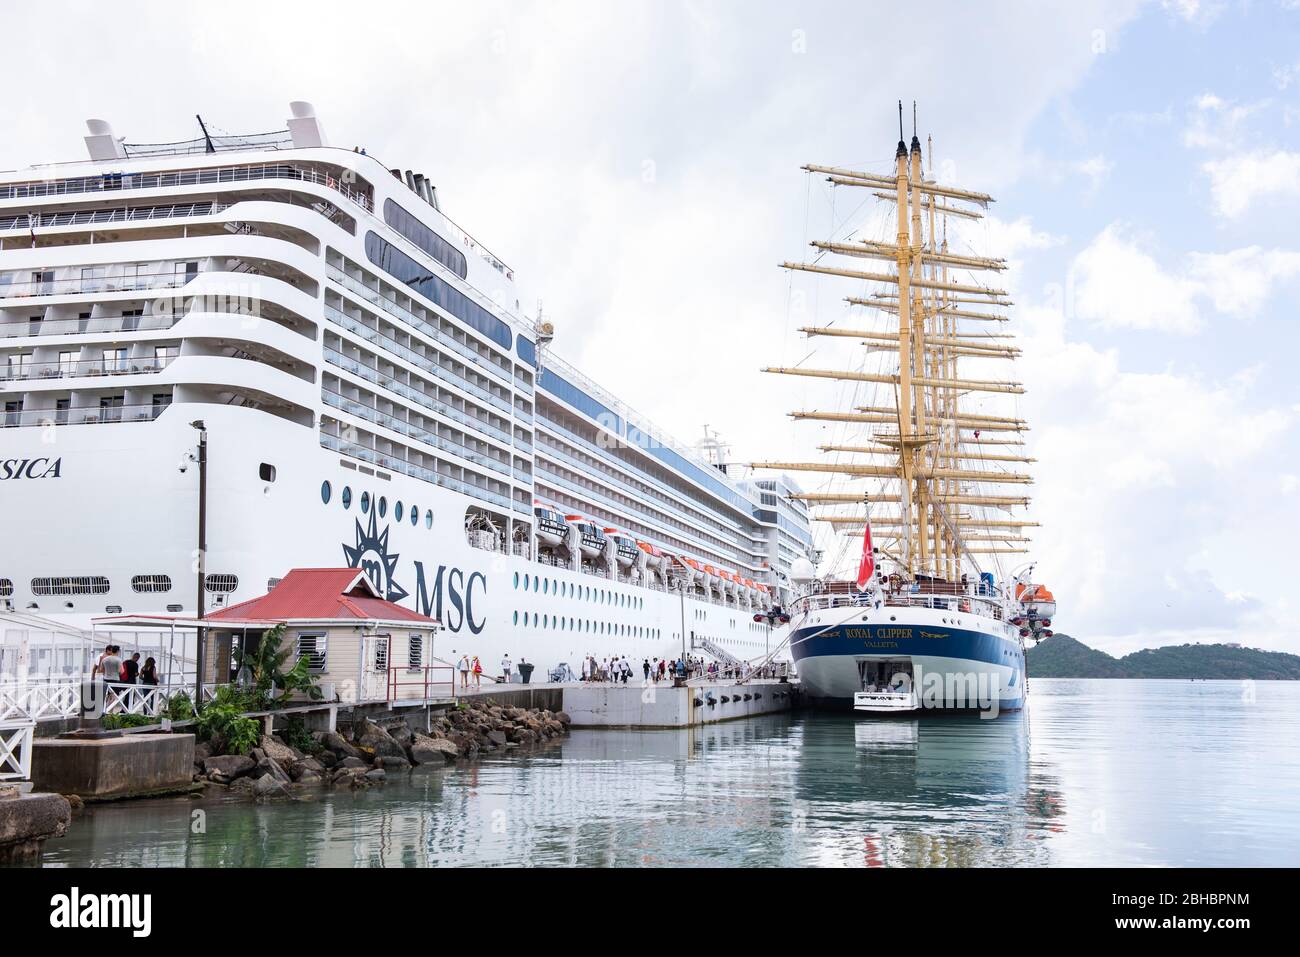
[752,106,1058,712]
[0,103,814,680]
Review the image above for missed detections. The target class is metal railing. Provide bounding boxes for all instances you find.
[0,201,228,232]
[793,587,1006,621]
[1,162,373,213]
[0,354,174,382]
[0,402,169,429]
[0,268,190,300]
[385,663,456,705]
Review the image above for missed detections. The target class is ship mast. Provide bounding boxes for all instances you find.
[752,104,1031,582]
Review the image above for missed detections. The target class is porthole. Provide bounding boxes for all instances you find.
[514,572,520,589]
[533,575,539,591]
[360,491,370,514]
[513,610,519,625]
[523,576,530,592]
[321,481,332,504]
[166,603,183,613]
[259,462,277,483]
[411,506,419,526]
[425,509,433,529]
[342,486,352,509]
[378,496,387,518]
[543,579,549,595]
[395,501,404,522]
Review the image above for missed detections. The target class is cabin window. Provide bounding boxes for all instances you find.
[296,632,327,673]
[321,481,332,504]
[259,463,277,483]
[373,636,389,672]
[131,574,172,594]
[205,574,238,593]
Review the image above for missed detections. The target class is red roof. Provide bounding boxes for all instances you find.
[208,568,437,625]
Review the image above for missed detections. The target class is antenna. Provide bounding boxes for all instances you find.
[195,114,215,154]
[912,101,917,138]
[898,100,904,140]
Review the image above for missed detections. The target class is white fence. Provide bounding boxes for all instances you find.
[0,720,34,782]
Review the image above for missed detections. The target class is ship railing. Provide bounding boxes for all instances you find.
[0,355,174,382]
[0,268,191,300]
[793,589,1005,620]
[1,162,373,214]
[0,402,170,429]
[0,201,230,233]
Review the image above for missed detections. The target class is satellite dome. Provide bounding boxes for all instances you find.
[790,558,816,584]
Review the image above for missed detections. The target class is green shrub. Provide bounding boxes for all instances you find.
[164,690,195,722]
[101,713,156,730]
[279,716,322,755]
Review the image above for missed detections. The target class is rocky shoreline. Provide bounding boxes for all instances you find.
[193,700,572,798]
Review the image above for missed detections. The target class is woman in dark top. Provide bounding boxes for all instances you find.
[139,657,159,686]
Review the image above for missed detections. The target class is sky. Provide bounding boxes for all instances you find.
[3,0,1298,655]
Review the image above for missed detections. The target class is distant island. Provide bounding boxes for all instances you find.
[1026,634,1300,680]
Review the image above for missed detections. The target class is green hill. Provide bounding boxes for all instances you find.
[1026,634,1300,680]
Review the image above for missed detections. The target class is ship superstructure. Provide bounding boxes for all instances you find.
[0,103,813,677]
[751,105,1058,710]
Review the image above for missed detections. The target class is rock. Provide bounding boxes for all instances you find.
[365,768,387,783]
[376,755,410,770]
[556,711,572,725]
[63,794,85,812]
[321,732,362,760]
[330,767,365,785]
[193,742,211,761]
[258,757,292,783]
[317,751,338,769]
[296,771,323,786]
[410,736,459,765]
[254,774,287,798]
[339,757,367,769]
[487,729,507,747]
[230,777,257,794]
[288,757,325,782]
[260,736,298,766]
[202,754,255,779]
[355,720,408,760]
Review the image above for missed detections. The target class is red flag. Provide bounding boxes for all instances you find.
[856,515,875,591]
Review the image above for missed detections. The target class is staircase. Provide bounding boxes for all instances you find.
[691,635,742,667]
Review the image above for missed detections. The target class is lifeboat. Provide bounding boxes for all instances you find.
[533,501,569,548]
[721,571,740,598]
[755,582,773,609]
[603,527,640,568]
[566,514,608,560]
[1016,583,1058,620]
[676,555,703,587]
[636,539,663,564]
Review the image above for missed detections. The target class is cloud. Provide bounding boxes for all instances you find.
[1069,225,1300,331]
[1071,225,1205,333]
[1202,149,1300,216]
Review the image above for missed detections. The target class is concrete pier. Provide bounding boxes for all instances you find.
[485,680,797,729]
[0,787,71,863]
[31,733,196,801]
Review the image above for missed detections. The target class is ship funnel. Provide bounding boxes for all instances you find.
[287,101,329,148]
[84,118,127,161]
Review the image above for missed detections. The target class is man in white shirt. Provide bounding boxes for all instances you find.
[500,654,513,683]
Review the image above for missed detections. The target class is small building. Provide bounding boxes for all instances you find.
[206,568,444,704]
[95,568,446,706]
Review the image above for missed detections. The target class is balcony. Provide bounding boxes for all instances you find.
[0,163,372,214]
[1,355,174,382]
[0,402,169,429]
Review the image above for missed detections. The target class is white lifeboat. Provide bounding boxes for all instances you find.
[604,527,640,568]
[1016,583,1058,621]
[637,540,666,574]
[566,514,608,560]
[533,501,569,548]
[676,555,703,587]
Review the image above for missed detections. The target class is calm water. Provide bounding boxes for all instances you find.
[32,679,1300,867]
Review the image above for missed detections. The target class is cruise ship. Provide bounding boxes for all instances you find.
[0,103,814,677]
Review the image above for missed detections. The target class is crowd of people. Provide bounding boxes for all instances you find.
[576,654,787,683]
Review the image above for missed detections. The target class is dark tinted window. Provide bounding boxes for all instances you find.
[383,199,468,280]
[364,232,512,351]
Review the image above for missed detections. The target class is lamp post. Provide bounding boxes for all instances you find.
[191,420,207,711]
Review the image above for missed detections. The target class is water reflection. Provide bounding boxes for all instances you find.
[29,680,1300,867]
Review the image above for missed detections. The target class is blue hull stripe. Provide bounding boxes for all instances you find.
[791,624,1022,670]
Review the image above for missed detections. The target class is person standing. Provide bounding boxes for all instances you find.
[123,652,140,684]
[500,653,513,684]
[642,658,651,681]
[471,655,483,689]
[458,654,470,690]
[100,645,123,690]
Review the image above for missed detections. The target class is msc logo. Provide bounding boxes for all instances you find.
[0,457,62,480]
[415,561,486,635]
[342,508,408,603]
